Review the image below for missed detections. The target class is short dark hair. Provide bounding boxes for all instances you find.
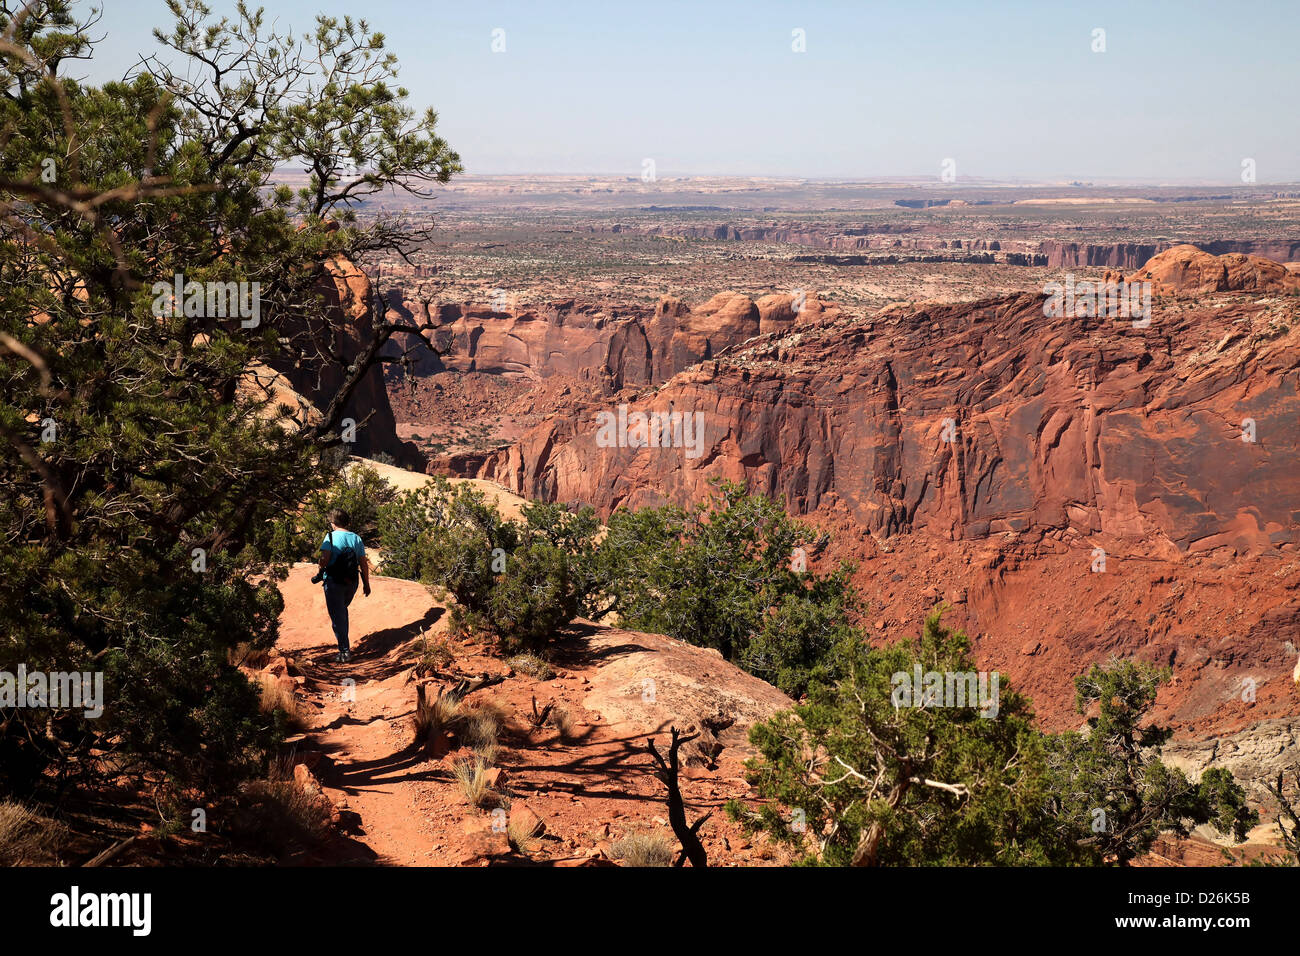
[329,508,350,529]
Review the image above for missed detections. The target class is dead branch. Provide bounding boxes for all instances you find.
[447,672,506,699]
[83,834,144,868]
[529,695,554,730]
[645,726,710,868]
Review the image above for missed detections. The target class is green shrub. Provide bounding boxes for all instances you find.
[379,480,598,651]
[731,611,1084,866]
[598,479,859,698]
[480,540,581,654]
[1042,660,1258,865]
[733,616,1260,867]
[300,461,396,548]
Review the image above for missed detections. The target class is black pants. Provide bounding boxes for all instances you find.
[323,576,359,654]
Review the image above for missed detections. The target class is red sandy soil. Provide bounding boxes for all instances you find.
[272,564,792,866]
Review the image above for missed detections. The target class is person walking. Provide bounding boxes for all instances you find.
[312,508,371,663]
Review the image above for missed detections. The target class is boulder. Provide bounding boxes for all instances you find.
[508,802,546,838]
[458,815,511,864]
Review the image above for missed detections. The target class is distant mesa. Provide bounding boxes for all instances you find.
[638,204,730,212]
[583,219,1300,271]
[894,198,997,209]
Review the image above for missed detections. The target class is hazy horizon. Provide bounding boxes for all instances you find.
[81,0,1300,184]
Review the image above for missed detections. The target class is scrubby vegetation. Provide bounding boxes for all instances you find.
[375,478,600,652]
[598,479,859,698]
[729,612,1083,866]
[371,476,859,695]
[233,756,332,853]
[729,614,1257,866]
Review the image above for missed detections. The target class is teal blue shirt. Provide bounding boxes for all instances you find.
[320,529,365,582]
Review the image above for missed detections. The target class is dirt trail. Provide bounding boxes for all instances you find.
[277,563,446,864]
[274,563,789,866]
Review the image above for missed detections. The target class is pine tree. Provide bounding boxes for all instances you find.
[0,0,459,797]
[1044,660,1257,864]
[731,611,1088,866]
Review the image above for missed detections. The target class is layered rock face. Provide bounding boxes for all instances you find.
[272,255,421,465]
[440,257,1300,736]
[381,290,840,391]
[472,290,1300,559]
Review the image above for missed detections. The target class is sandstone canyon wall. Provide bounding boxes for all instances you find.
[271,255,422,466]
[420,250,1300,738]
[472,290,1300,558]
[381,289,841,391]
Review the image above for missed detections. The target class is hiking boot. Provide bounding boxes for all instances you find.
[336,651,345,664]
[341,650,352,663]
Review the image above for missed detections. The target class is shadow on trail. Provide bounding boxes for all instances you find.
[301,605,444,683]
[333,739,448,796]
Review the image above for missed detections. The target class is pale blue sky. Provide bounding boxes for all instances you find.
[83,0,1300,182]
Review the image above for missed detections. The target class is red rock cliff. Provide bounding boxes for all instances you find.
[273,255,422,465]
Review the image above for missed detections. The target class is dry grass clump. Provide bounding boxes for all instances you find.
[235,756,329,851]
[452,756,497,808]
[458,700,506,753]
[257,673,306,730]
[507,653,554,680]
[413,685,461,743]
[507,814,541,854]
[611,829,675,867]
[0,801,68,865]
[546,703,574,740]
[458,700,507,766]
[228,642,274,669]
[416,685,508,766]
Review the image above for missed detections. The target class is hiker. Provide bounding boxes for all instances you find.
[311,508,371,663]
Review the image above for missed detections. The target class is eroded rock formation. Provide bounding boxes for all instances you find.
[272,254,422,465]
[381,290,840,392]
[470,289,1299,560]
[1126,244,1300,296]
[422,252,1300,735]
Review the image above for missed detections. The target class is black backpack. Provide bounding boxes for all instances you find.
[326,531,361,587]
